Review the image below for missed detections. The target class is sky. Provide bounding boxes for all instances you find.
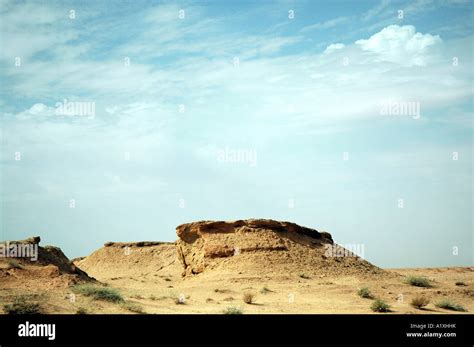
[0,0,472,268]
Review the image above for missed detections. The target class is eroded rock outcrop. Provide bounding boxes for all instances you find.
[0,236,94,288]
[176,219,382,277]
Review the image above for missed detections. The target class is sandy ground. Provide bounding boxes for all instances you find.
[1,233,472,314]
[1,264,472,314]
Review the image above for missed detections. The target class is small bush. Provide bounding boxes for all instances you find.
[72,284,123,303]
[223,306,242,314]
[260,287,271,294]
[243,292,255,304]
[357,287,373,299]
[455,281,466,286]
[370,299,391,312]
[405,276,432,288]
[6,259,24,269]
[4,297,41,314]
[435,299,466,312]
[122,302,144,313]
[299,273,310,279]
[410,296,430,309]
[214,288,230,293]
[76,307,88,314]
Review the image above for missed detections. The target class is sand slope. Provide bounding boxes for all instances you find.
[75,241,179,282]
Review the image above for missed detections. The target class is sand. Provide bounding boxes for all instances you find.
[1,246,472,314]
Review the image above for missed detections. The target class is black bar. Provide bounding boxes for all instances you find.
[0,314,473,345]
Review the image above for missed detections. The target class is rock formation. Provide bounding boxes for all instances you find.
[0,236,93,288]
[176,219,384,278]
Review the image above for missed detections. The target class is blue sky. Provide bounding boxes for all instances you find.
[0,0,472,268]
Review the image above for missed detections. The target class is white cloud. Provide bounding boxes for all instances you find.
[362,0,392,21]
[0,1,97,62]
[7,103,56,120]
[355,25,442,66]
[300,16,349,32]
[324,43,345,54]
[1,1,471,145]
[28,103,49,115]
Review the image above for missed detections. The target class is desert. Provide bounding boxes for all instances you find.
[0,220,472,315]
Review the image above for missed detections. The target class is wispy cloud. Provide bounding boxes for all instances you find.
[300,16,349,32]
[362,0,392,21]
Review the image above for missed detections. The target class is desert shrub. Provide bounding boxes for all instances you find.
[72,284,123,303]
[76,307,88,314]
[370,299,391,312]
[4,297,41,314]
[122,302,144,313]
[223,306,242,314]
[6,259,24,269]
[260,287,271,294]
[243,292,255,304]
[357,287,373,299]
[435,299,466,312]
[214,288,230,293]
[455,281,466,286]
[149,294,170,301]
[410,296,430,309]
[405,276,432,288]
[299,273,310,279]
